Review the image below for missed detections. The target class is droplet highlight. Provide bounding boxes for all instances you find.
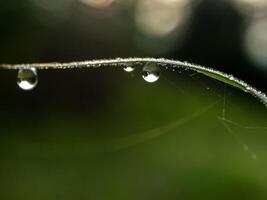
[229,75,234,80]
[17,68,38,91]
[123,66,135,72]
[142,63,160,83]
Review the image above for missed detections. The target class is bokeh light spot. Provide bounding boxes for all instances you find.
[80,0,115,8]
[135,0,191,38]
[245,19,267,69]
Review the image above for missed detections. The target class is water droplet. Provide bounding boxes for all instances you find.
[123,66,135,72]
[246,86,252,91]
[17,68,38,91]
[142,63,160,83]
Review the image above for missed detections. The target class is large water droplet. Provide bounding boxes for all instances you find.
[17,68,38,91]
[123,66,135,72]
[142,63,160,83]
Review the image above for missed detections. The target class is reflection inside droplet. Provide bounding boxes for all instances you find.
[142,63,160,83]
[17,68,38,91]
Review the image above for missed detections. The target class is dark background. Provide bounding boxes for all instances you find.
[1,1,267,200]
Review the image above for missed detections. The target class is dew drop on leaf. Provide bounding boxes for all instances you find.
[142,63,160,83]
[17,68,38,91]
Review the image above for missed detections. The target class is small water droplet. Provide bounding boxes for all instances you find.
[229,75,234,80]
[244,86,252,93]
[17,68,38,91]
[123,66,135,72]
[142,63,160,83]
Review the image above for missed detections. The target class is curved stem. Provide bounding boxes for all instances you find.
[1,57,267,106]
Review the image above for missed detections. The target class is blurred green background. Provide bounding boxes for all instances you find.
[1,0,267,200]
